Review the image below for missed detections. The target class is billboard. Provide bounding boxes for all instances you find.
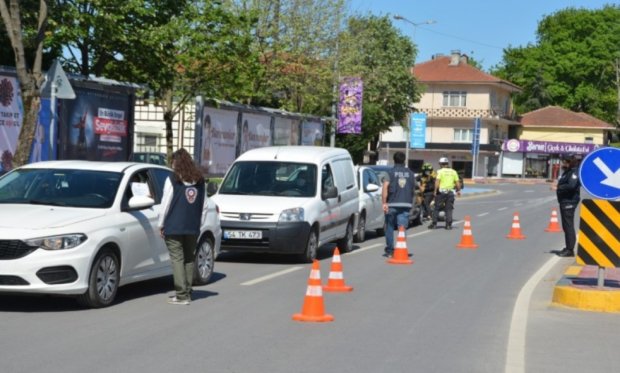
[410,112,426,149]
[0,75,23,173]
[240,112,271,154]
[201,107,238,175]
[58,87,131,161]
[301,121,324,146]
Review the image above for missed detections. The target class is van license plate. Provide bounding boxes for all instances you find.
[224,230,262,239]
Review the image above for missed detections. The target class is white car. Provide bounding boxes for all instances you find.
[0,161,221,308]
[354,166,385,242]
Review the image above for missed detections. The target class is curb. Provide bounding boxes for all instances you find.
[551,265,620,313]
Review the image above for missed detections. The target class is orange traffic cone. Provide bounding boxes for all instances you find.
[292,260,334,322]
[456,215,479,249]
[506,212,526,240]
[544,208,562,233]
[388,226,413,265]
[323,248,353,292]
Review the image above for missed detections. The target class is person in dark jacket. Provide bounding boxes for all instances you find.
[420,163,436,221]
[381,152,417,257]
[158,148,208,305]
[552,154,581,257]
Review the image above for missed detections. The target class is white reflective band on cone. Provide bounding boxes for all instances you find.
[310,269,320,279]
[306,285,323,296]
[328,272,343,280]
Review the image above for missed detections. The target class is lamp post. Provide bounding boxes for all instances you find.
[393,15,436,168]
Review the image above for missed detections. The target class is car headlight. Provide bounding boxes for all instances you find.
[25,234,88,251]
[279,207,304,222]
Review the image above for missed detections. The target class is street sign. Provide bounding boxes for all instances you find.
[409,112,426,148]
[471,117,481,155]
[576,199,620,268]
[579,147,620,200]
[40,60,76,99]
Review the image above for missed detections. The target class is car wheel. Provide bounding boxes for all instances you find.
[77,249,119,308]
[337,219,354,253]
[193,236,215,286]
[354,213,366,243]
[300,229,318,263]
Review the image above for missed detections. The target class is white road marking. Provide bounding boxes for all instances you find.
[241,267,303,286]
[477,212,489,217]
[524,190,534,193]
[498,207,508,211]
[505,255,561,373]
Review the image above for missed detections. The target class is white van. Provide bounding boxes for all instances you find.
[211,146,359,262]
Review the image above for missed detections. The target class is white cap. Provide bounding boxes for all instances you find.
[439,157,449,164]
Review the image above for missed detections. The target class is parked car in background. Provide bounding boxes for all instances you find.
[354,165,385,242]
[212,146,359,262]
[131,152,167,165]
[367,164,423,227]
[0,161,221,308]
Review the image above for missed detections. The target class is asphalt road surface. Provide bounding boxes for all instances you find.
[1,183,619,373]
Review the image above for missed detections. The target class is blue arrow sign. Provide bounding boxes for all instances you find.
[579,147,620,200]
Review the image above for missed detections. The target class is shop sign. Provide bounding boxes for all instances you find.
[501,139,597,154]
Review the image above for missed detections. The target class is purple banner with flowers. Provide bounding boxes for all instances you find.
[337,77,363,134]
[502,139,598,154]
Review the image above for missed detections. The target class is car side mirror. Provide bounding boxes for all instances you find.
[127,195,155,210]
[206,181,218,197]
[365,183,380,193]
[322,185,338,200]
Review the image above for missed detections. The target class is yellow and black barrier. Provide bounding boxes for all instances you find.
[576,199,620,268]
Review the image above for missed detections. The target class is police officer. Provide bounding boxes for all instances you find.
[420,163,436,221]
[428,157,461,230]
[382,151,417,257]
[553,154,581,257]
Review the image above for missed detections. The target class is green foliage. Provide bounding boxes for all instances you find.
[492,5,620,125]
[335,15,419,162]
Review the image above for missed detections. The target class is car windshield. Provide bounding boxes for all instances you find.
[0,168,122,208]
[219,161,317,197]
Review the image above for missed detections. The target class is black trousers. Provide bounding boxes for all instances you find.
[422,192,434,218]
[560,204,577,253]
[433,192,455,225]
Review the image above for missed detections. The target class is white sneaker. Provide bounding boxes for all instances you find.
[167,296,190,305]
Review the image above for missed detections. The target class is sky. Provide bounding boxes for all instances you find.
[351,0,614,71]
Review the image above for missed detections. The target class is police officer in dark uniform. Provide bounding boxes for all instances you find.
[553,154,581,257]
[382,151,417,257]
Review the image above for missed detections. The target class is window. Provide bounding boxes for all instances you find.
[144,135,157,147]
[584,137,593,144]
[454,128,473,142]
[442,91,467,107]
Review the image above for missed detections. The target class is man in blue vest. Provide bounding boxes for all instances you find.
[381,152,417,257]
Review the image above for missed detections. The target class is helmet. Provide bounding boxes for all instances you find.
[422,163,433,171]
[439,157,449,164]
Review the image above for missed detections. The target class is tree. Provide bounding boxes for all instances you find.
[492,5,620,124]
[335,15,420,162]
[0,0,48,167]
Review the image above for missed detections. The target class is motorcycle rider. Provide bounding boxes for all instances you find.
[420,163,436,221]
[428,157,461,230]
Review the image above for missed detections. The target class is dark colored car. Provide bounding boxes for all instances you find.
[367,165,423,227]
[130,152,167,165]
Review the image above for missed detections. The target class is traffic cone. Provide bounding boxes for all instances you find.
[544,208,562,233]
[323,248,353,292]
[292,260,334,322]
[388,226,413,265]
[506,212,526,240]
[456,215,479,249]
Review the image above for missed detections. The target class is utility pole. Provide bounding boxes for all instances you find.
[393,15,436,168]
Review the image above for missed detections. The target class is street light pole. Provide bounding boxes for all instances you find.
[393,15,436,169]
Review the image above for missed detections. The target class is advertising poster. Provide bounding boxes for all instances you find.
[274,117,293,146]
[337,77,363,134]
[0,75,23,173]
[410,112,427,149]
[29,98,52,163]
[240,112,271,154]
[301,121,324,146]
[201,107,238,175]
[59,87,130,161]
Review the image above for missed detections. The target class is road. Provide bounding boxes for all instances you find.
[1,184,619,373]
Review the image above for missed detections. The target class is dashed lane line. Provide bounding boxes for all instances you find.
[240,267,303,286]
[498,207,508,211]
[477,212,489,217]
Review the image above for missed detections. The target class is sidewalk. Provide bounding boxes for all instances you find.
[460,186,497,197]
[465,177,552,185]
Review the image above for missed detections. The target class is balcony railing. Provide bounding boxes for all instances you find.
[418,107,516,120]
